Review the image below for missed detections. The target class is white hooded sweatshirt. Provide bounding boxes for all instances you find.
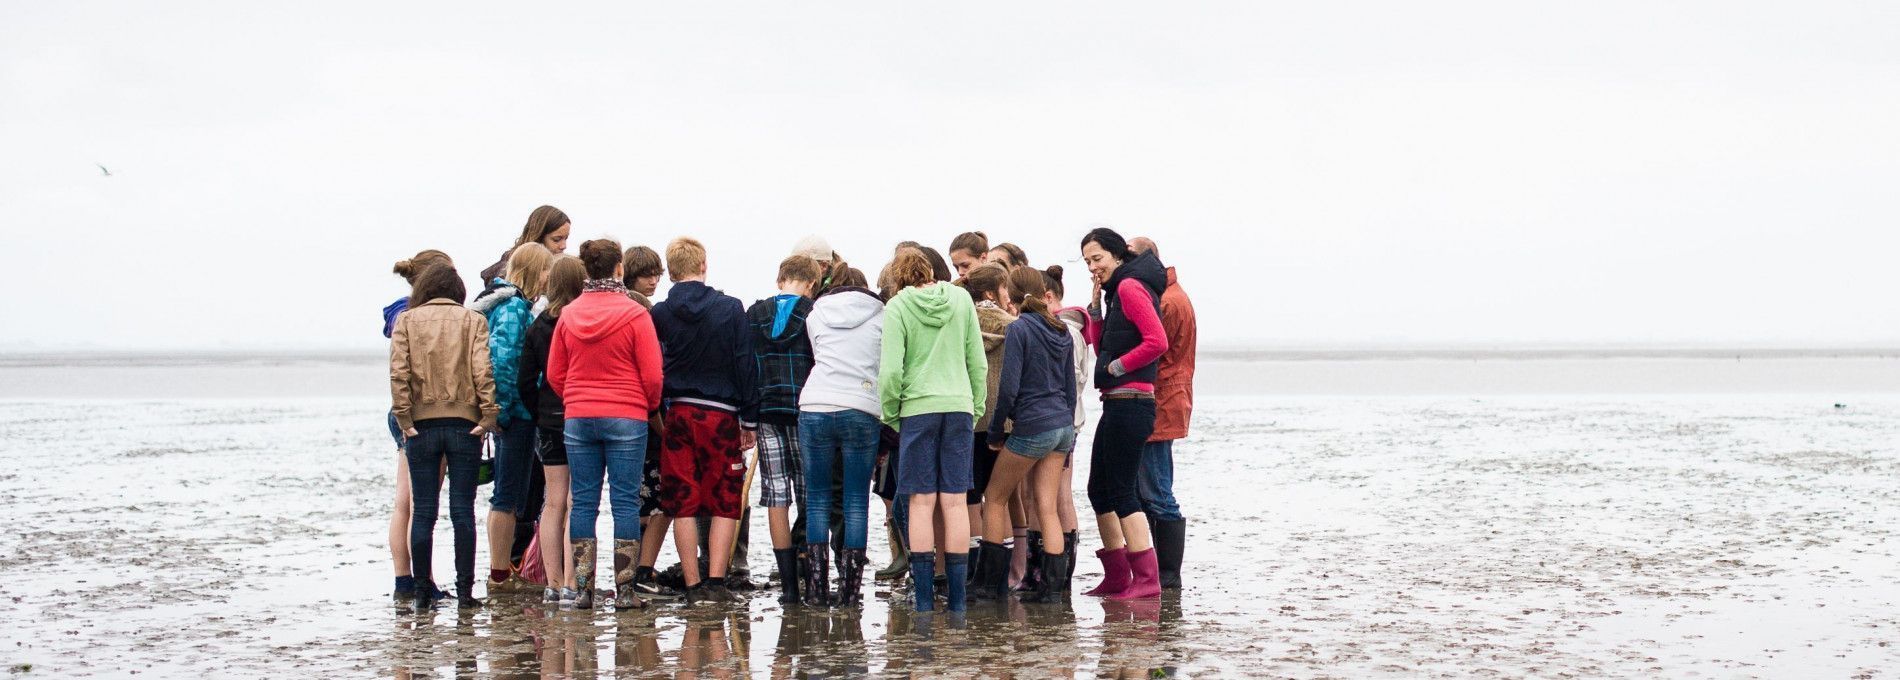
[799,287,886,417]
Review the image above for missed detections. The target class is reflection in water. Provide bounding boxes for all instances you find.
[384,590,1182,678]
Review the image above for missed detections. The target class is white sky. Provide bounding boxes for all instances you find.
[3,2,1896,351]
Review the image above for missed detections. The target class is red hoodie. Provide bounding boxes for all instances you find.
[548,290,665,420]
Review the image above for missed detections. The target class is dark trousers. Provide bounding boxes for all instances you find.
[1087,398,1157,518]
[407,422,484,589]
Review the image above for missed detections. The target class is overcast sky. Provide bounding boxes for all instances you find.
[3,2,1896,351]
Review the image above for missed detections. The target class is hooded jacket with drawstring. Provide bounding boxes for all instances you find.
[800,286,885,417]
[746,292,816,426]
[987,312,1077,443]
[547,287,664,420]
[877,282,987,427]
[472,278,533,425]
[651,280,757,423]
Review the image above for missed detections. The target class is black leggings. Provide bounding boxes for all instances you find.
[1087,397,1157,518]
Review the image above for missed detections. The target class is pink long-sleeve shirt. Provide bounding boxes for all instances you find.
[1087,278,1169,394]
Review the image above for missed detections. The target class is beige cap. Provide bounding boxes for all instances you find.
[792,234,834,262]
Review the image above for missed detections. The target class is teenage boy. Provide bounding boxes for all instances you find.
[746,255,822,604]
[618,244,683,599]
[651,237,758,604]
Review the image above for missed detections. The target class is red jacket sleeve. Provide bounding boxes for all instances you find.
[631,313,665,414]
[547,320,569,400]
[1110,279,1169,375]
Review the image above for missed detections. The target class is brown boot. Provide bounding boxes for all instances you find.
[614,540,646,610]
[572,539,597,610]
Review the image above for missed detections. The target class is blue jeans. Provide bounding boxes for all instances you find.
[565,417,649,542]
[798,409,880,548]
[407,421,484,589]
[489,422,536,514]
[1137,439,1182,521]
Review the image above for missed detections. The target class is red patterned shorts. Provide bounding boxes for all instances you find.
[659,403,746,520]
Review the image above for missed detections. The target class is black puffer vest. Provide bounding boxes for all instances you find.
[1095,250,1168,390]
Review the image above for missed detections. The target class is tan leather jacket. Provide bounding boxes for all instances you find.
[390,298,501,432]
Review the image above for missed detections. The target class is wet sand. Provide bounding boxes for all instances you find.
[3,358,1899,677]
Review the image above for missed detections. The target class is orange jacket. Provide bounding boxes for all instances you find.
[1149,268,1197,442]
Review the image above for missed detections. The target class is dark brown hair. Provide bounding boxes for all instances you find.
[1041,264,1066,300]
[1080,226,1135,260]
[543,256,587,317]
[961,262,1010,304]
[578,239,622,280]
[990,243,1028,268]
[392,250,452,284]
[409,264,466,305]
[622,245,663,283]
[887,249,936,290]
[514,205,570,248]
[1009,266,1064,332]
[950,231,989,259]
[832,266,868,290]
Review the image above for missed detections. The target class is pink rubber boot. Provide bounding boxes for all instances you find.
[1082,548,1131,597]
[1109,548,1162,600]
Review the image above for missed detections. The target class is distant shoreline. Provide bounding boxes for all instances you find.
[0,347,1896,368]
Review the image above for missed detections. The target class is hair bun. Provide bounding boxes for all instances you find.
[392,258,416,277]
[1043,264,1063,278]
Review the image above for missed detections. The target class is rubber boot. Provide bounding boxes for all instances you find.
[1015,531,1045,593]
[572,538,597,610]
[876,519,909,581]
[970,541,1011,602]
[414,578,437,611]
[1082,548,1131,597]
[1062,531,1079,585]
[1109,548,1162,600]
[456,582,483,609]
[1018,551,1066,603]
[909,552,936,612]
[803,544,833,607]
[837,548,867,607]
[944,552,969,613]
[1153,519,1186,590]
[614,540,646,610]
[774,548,802,605]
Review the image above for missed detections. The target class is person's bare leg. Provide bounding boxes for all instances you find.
[708,517,739,578]
[768,507,792,551]
[907,494,937,553]
[539,465,571,590]
[981,453,1035,543]
[938,493,970,554]
[1031,457,1065,554]
[1058,463,1079,533]
[1119,512,1153,553]
[488,509,517,572]
[639,515,667,568]
[391,454,412,576]
[1096,513,1125,550]
[673,517,703,587]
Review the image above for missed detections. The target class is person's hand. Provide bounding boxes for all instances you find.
[1090,280,1103,307]
[469,424,488,437]
[404,427,419,438]
[740,429,757,451]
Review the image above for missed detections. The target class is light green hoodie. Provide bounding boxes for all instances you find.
[878,282,988,427]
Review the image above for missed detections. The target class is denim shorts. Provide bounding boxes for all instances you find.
[896,412,975,495]
[1004,425,1076,460]
[386,410,405,450]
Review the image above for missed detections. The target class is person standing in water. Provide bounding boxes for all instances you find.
[879,249,987,614]
[1129,236,1197,590]
[518,255,587,604]
[618,244,682,600]
[547,240,666,610]
[797,266,883,607]
[384,249,452,605]
[745,255,823,605]
[1078,227,1170,601]
[390,264,500,610]
[472,243,550,595]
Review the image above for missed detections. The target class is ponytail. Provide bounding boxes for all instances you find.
[1008,266,1063,332]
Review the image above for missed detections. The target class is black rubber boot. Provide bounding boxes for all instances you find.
[970,541,1011,602]
[1018,551,1067,603]
[837,548,867,607]
[802,544,833,607]
[1153,519,1187,590]
[1062,531,1079,585]
[456,582,483,609]
[774,548,802,605]
[1015,531,1045,593]
[414,579,437,611]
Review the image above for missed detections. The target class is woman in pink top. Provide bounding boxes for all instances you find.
[1077,227,1170,601]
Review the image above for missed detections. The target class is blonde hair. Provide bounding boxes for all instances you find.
[506,242,554,301]
[666,237,707,282]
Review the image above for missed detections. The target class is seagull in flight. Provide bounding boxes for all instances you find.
[97,163,111,177]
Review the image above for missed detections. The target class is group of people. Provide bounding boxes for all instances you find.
[383,205,1198,618]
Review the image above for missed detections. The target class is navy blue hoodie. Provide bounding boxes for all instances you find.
[652,280,758,423]
[987,312,1078,442]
